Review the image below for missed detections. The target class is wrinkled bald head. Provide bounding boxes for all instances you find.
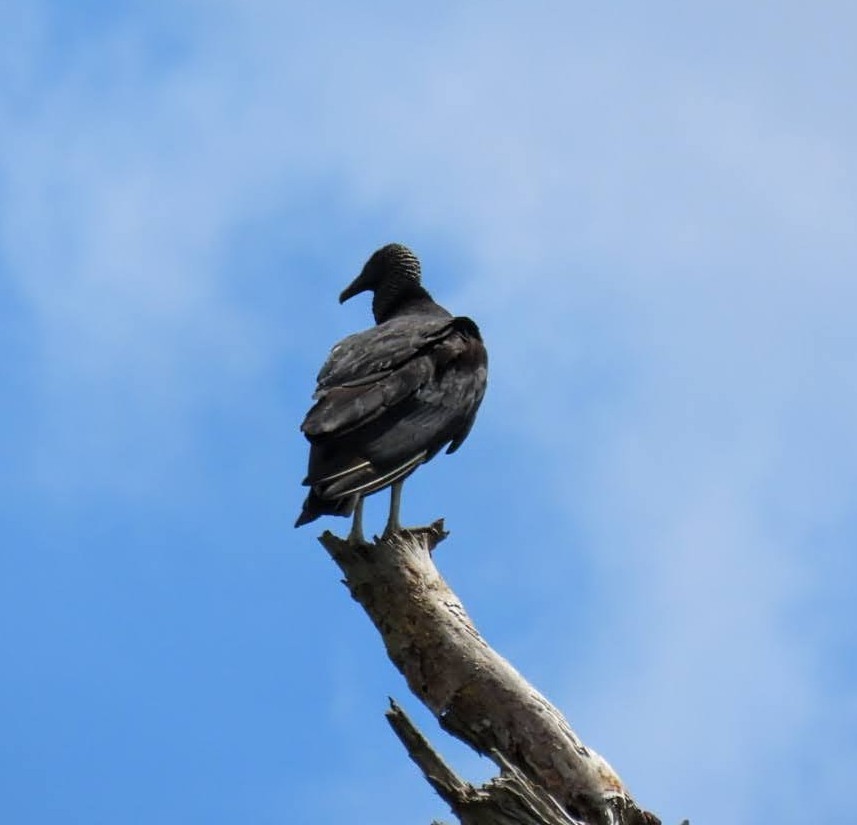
[340,244,428,323]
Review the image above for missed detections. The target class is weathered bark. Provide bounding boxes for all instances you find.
[318,521,664,825]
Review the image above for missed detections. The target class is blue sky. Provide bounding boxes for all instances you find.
[2,2,856,824]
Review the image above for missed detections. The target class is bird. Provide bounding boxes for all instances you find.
[295,243,488,543]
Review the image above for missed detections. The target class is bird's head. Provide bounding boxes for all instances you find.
[340,243,427,322]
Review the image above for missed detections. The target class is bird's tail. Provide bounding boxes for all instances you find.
[294,490,356,528]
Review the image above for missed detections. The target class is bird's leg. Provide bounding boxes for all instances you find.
[382,480,404,539]
[348,496,366,545]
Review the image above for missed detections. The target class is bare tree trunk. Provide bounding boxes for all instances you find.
[318,521,666,825]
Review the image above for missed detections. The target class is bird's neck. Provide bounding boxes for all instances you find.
[373,284,436,324]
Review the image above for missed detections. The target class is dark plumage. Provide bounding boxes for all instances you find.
[295,243,488,540]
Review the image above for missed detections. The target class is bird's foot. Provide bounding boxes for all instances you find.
[381,521,402,542]
[346,496,370,546]
[347,524,371,547]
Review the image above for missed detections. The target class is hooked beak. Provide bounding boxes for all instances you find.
[339,271,371,304]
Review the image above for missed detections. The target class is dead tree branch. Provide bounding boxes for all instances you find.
[386,698,582,825]
[318,522,662,825]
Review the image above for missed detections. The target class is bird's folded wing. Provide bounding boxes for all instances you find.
[301,354,435,438]
[315,314,453,391]
[301,314,486,457]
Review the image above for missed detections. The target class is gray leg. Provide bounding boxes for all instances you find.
[348,496,366,545]
[382,480,404,538]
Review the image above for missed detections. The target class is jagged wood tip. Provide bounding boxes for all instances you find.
[320,519,449,551]
[386,698,469,806]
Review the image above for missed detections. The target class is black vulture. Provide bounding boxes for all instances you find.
[295,243,488,542]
